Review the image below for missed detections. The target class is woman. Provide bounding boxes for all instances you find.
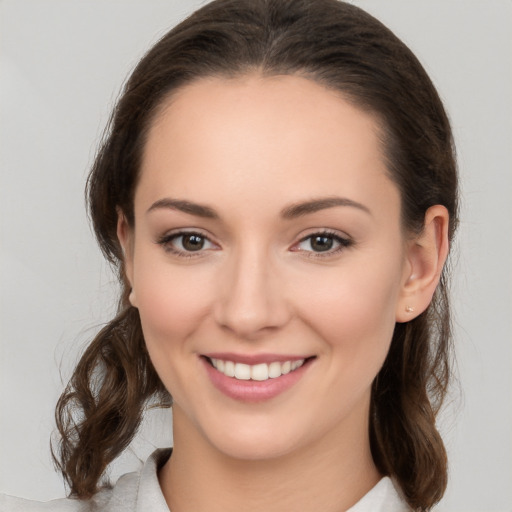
[1,0,458,510]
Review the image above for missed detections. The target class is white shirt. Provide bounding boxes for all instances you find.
[0,449,410,511]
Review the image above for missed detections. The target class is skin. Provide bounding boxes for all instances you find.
[118,74,449,512]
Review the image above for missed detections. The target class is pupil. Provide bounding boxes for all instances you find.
[311,235,333,252]
[183,234,204,251]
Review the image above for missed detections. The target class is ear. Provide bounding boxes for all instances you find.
[116,210,138,308]
[396,205,450,323]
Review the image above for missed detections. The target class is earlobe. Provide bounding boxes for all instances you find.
[116,210,138,308]
[128,288,137,308]
[396,205,450,323]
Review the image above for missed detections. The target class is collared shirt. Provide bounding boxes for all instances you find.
[0,449,410,511]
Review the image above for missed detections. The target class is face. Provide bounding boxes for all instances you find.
[121,75,413,461]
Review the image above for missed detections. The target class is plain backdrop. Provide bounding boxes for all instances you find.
[1,1,511,511]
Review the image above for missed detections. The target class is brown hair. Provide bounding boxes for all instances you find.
[52,1,458,509]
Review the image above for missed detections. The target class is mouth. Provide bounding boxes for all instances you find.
[200,353,315,402]
[200,353,316,403]
[205,356,310,381]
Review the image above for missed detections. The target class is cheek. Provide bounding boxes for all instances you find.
[291,255,402,363]
[132,258,218,400]
[133,257,215,347]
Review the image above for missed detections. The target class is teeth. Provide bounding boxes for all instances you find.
[210,358,305,381]
[234,363,251,380]
[224,360,235,377]
[251,363,268,381]
[291,360,302,371]
[268,361,282,378]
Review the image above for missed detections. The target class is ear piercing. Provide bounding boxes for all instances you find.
[405,305,414,313]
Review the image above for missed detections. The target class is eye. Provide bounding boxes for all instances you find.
[293,231,353,256]
[176,233,208,251]
[157,231,217,256]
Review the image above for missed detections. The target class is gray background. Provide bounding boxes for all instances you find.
[1,1,511,510]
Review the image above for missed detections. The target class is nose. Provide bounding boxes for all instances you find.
[214,245,291,340]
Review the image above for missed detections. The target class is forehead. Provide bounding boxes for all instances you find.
[137,74,399,220]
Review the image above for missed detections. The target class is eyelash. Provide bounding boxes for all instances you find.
[293,230,354,258]
[156,231,215,258]
[156,230,354,259]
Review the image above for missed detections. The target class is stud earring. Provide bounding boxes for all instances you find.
[405,305,414,313]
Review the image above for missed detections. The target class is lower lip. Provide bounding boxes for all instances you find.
[202,357,312,403]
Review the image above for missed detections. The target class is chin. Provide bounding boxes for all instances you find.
[190,410,305,462]
[210,431,300,462]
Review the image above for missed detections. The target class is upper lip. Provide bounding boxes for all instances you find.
[202,352,313,365]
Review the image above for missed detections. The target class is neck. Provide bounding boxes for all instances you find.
[159,404,381,512]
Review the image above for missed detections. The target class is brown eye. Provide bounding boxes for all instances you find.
[157,231,216,256]
[310,235,334,252]
[181,234,205,251]
[294,231,353,256]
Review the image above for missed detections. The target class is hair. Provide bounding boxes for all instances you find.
[52,0,458,509]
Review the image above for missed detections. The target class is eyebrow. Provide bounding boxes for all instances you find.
[280,197,371,219]
[147,198,219,218]
[146,195,371,219]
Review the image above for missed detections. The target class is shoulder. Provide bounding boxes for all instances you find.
[0,449,172,512]
[0,493,97,512]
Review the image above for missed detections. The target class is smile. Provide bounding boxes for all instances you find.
[209,358,306,381]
